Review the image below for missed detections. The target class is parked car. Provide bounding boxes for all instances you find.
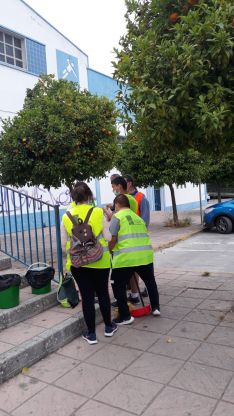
[203,199,234,234]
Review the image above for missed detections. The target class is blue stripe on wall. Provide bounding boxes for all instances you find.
[0,208,66,235]
[164,200,207,212]
[87,68,118,101]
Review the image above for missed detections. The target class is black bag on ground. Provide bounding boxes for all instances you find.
[0,274,21,292]
[25,263,55,289]
[57,274,79,308]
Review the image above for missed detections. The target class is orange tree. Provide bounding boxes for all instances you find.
[202,153,234,202]
[116,135,202,225]
[0,75,118,189]
[114,0,234,154]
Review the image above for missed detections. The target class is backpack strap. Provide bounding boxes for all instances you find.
[66,211,79,226]
[66,207,94,226]
[84,207,94,224]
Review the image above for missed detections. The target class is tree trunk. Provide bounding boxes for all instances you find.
[217,184,222,203]
[168,183,179,226]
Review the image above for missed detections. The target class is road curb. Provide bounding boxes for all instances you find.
[0,290,58,330]
[0,307,103,384]
[0,257,12,271]
[152,228,202,252]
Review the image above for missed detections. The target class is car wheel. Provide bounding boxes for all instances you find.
[215,216,233,234]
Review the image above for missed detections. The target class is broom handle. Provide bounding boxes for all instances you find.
[133,273,145,307]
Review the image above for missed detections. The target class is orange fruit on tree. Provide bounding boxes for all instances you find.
[188,0,199,5]
[169,12,179,23]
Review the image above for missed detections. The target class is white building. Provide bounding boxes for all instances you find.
[0,0,207,212]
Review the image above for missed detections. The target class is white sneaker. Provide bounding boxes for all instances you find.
[113,316,135,325]
[152,309,161,316]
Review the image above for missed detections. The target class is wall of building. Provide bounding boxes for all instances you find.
[0,0,89,121]
[88,68,118,101]
[0,0,207,215]
[163,182,207,211]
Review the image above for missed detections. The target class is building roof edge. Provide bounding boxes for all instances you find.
[20,0,89,59]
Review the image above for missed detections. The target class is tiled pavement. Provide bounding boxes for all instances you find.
[0,268,233,416]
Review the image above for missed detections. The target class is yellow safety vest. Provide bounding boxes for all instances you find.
[126,194,138,213]
[112,208,153,269]
[62,204,110,270]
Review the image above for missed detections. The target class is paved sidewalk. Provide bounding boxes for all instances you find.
[0,268,233,415]
[148,208,202,250]
[2,204,234,415]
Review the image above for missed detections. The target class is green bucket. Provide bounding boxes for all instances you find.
[0,286,20,309]
[32,281,51,295]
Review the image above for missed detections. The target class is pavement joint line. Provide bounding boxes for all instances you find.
[165,382,225,402]
[127,313,219,409]
[157,268,234,276]
[9,381,48,414]
[162,310,234,404]
[0,308,103,384]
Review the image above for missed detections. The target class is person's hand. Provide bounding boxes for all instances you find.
[103,207,112,221]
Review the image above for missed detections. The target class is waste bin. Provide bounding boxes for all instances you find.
[32,281,51,295]
[0,274,21,309]
[25,263,55,295]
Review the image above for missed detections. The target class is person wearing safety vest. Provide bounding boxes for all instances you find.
[104,175,137,223]
[109,193,160,325]
[124,174,150,227]
[111,176,138,213]
[124,174,150,304]
[61,182,118,344]
[107,175,139,308]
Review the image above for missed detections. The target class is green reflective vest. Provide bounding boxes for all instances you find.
[62,204,110,270]
[126,194,138,214]
[112,208,153,269]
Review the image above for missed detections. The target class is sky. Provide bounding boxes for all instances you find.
[24,0,127,77]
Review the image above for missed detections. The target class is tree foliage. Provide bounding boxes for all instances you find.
[116,135,202,224]
[114,0,234,154]
[0,75,118,189]
[201,152,234,201]
[117,136,201,187]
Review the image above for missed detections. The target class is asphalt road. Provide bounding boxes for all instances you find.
[155,230,234,274]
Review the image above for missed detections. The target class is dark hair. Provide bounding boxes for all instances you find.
[70,182,93,203]
[124,174,134,185]
[110,173,120,181]
[114,194,130,208]
[111,176,127,191]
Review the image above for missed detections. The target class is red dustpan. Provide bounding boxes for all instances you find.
[131,274,151,318]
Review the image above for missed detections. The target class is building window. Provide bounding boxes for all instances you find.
[0,29,25,69]
[0,27,47,76]
[26,39,47,76]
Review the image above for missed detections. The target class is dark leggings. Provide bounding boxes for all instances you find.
[111,263,160,320]
[71,266,111,333]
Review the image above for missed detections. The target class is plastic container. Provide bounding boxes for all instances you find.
[25,263,54,295]
[131,304,151,317]
[0,286,20,309]
[32,281,51,295]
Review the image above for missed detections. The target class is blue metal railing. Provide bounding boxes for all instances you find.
[0,185,63,274]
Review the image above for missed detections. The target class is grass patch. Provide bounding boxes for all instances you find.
[164,216,192,228]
